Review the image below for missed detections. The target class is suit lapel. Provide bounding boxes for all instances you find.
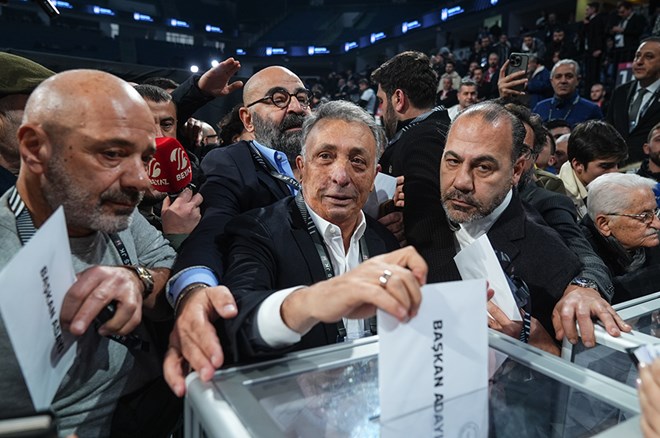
[243,141,295,200]
[624,81,636,107]
[487,194,525,274]
[639,91,660,126]
[363,226,388,258]
[619,82,637,129]
[289,202,328,282]
[255,165,293,199]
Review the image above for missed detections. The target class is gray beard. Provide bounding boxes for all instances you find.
[251,112,304,163]
[441,182,511,224]
[42,153,142,234]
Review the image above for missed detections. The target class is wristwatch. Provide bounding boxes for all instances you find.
[569,277,599,291]
[128,265,154,299]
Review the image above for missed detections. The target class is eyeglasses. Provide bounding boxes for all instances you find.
[605,208,660,225]
[246,87,311,109]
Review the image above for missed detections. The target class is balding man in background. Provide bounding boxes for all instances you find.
[0,70,179,437]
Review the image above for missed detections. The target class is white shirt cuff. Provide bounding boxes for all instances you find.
[256,286,305,348]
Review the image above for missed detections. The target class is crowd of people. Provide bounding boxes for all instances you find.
[0,2,660,437]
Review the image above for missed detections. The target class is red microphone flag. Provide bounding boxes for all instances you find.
[148,137,193,193]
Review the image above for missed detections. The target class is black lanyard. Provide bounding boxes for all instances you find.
[294,192,373,339]
[388,106,445,147]
[8,187,148,351]
[248,141,300,193]
[294,192,369,277]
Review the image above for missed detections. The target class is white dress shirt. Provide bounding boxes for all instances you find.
[255,201,368,347]
[454,189,512,250]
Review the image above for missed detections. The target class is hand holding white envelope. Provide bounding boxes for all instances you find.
[454,234,522,322]
[378,279,488,436]
[0,208,77,410]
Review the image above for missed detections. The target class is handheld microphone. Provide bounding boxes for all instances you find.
[147,137,193,199]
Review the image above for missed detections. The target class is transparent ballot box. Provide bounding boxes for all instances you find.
[185,331,640,438]
[562,292,660,388]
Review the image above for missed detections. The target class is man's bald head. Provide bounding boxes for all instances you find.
[25,69,154,138]
[242,66,303,106]
[239,66,310,163]
[18,69,156,235]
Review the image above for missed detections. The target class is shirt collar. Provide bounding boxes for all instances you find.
[559,161,589,199]
[553,91,579,106]
[459,189,512,239]
[636,78,660,94]
[251,140,296,179]
[304,199,367,244]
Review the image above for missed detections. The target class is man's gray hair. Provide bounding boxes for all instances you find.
[550,59,580,78]
[587,173,657,218]
[301,100,386,164]
[459,77,478,90]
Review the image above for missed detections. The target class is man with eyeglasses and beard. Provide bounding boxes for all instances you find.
[580,173,660,304]
[163,67,311,393]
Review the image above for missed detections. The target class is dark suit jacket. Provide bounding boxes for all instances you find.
[172,141,292,278]
[618,13,647,52]
[606,80,660,163]
[425,191,581,335]
[379,109,459,281]
[581,215,660,304]
[437,89,458,108]
[520,182,614,301]
[220,196,399,363]
[581,12,607,53]
[487,192,581,334]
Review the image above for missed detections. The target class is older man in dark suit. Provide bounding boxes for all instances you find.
[606,37,660,163]
[435,101,625,352]
[504,102,630,348]
[164,101,426,394]
[220,101,425,362]
[581,173,660,304]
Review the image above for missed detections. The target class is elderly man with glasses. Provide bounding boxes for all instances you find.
[581,172,660,304]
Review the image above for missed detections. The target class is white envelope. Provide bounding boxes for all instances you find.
[378,280,488,424]
[454,234,522,321]
[0,208,77,410]
[363,172,398,219]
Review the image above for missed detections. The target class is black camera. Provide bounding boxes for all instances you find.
[510,55,523,68]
